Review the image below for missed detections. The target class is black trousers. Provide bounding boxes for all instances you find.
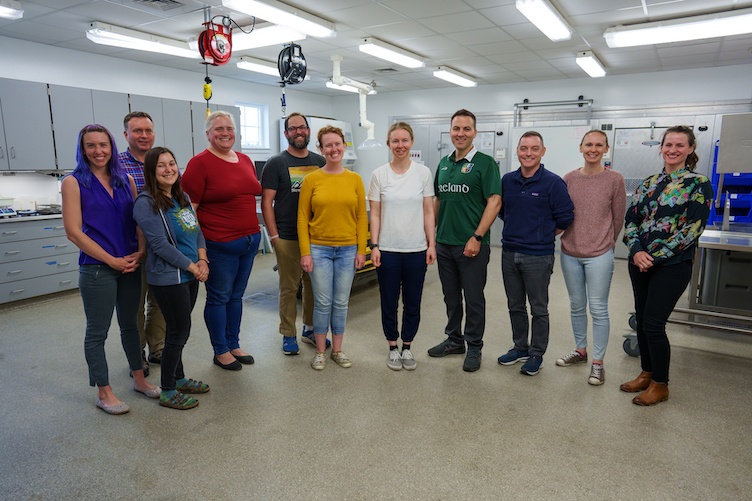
[628,260,692,383]
[151,279,199,391]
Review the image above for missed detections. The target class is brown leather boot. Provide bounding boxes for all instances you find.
[632,381,669,406]
[619,371,652,392]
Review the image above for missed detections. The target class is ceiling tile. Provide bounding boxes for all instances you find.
[417,11,495,34]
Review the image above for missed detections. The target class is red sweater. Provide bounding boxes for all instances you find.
[182,149,261,242]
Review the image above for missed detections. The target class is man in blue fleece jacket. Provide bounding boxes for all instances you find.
[497,131,574,376]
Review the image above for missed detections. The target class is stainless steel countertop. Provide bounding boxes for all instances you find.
[0,214,62,224]
[700,228,752,253]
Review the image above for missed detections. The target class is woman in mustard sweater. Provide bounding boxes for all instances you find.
[298,126,368,371]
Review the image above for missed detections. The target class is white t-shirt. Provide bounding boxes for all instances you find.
[367,161,435,252]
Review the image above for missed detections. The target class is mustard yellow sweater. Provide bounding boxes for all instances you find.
[297,168,368,256]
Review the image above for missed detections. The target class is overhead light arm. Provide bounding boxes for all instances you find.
[331,54,374,93]
[329,55,383,150]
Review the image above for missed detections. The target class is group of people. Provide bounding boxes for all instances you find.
[63,110,261,413]
[63,106,712,414]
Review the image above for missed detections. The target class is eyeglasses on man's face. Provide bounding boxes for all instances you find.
[286,125,309,133]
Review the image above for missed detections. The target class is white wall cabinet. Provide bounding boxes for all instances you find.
[0,78,56,171]
[92,90,130,154]
[49,85,94,171]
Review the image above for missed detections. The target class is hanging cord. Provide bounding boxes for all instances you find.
[280,86,286,118]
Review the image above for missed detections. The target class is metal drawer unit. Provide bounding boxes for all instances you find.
[0,217,79,304]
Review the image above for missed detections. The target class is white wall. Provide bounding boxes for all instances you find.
[332,64,752,183]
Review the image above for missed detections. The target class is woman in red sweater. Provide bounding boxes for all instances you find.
[182,111,262,371]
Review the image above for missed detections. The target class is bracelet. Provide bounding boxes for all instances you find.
[198,258,209,264]
[270,234,279,240]
[370,243,379,249]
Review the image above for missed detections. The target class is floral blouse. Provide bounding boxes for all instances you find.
[624,167,714,266]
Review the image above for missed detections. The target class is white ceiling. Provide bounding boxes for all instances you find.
[1,0,751,96]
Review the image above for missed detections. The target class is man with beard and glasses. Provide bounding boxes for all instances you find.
[261,113,327,355]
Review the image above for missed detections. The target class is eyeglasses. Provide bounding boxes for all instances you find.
[286,125,309,133]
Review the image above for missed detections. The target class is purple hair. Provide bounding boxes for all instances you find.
[72,124,127,189]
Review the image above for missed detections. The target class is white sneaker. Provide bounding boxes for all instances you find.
[387,350,403,371]
[330,351,352,368]
[401,349,417,371]
[588,363,605,385]
[311,352,326,371]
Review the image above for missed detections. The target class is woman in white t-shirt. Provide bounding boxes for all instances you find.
[368,122,436,371]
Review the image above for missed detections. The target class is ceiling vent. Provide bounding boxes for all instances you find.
[131,0,184,11]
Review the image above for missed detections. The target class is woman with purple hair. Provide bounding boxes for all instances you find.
[62,124,159,415]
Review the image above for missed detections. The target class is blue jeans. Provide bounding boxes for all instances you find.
[152,280,199,391]
[308,244,357,335]
[560,250,614,361]
[376,250,428,343]
[501,250,554,357]
[78,265,143,387]
[204,233,261,355]
[436,243,490,352]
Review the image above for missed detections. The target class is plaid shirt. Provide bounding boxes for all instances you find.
[118,149,145,193]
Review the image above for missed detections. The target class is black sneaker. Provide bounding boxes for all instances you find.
[427,339,466,357]
[463,352,481,372]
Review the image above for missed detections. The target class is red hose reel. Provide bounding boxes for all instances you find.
[197,21,232,66]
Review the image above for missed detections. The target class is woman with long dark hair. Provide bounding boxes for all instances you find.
[133,147,210,410]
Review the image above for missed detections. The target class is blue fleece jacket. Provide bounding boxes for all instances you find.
[500,165,574,255]
[133,191,206,286]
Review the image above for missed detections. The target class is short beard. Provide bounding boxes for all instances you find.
[288,135,309,151]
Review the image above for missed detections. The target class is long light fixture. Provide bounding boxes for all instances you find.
[86,22,199,59]
[604,7,752,48]
[575,51,606,78]
[516,0,572,42]
[326,80,376,95]
[433,66,477,88]
[358,38,424,68]
[221,0,335,38]
[0,0,22,20]
[237,56,310,79]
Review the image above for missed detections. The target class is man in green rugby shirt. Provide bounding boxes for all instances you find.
[427,109,501,372]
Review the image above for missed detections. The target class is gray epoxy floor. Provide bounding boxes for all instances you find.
[1,248,751,500]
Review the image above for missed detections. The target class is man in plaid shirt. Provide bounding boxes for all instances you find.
[119,111,165,374]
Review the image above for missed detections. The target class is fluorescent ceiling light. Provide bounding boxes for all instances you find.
[0,0,22,20]
[358,38,424,68]
[433,66,477,88]
[86,22,199,59]
[516,0,572,42]
[237,56,310,79]
[575,51,606,78]
[232,25,305,50]
[326,80,376,95]
[604,7,752,48]
[222,0,335,38]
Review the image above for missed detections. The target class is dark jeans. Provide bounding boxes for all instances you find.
[376,250,428,343]
[204,233,261,355]
[628,260,692,383]
[436,243,490,352]
[152,280,199,391]
[78,265,142,387]
[501,250,554,357]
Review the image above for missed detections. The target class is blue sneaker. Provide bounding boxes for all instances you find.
[301,328,331,349]
[282,336,299,355]
[497,348,529,365]
[520,355,543,376]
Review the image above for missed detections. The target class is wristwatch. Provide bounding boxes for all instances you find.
[472,233,483,241]
[370,243,379,249]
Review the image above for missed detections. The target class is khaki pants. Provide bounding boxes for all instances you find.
[138,265,166,358]
[275,237,313,337]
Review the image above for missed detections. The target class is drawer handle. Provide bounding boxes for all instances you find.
[59,280,72,285]
[2,231,18,235]
[7,270,22,275]
[57,262,70,267]
[54,244,69,249]
[11,288,25,294]
[5,250,20,255]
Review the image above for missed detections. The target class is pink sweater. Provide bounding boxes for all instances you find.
[560,168,626,258]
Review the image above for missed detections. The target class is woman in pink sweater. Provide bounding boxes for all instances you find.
[556,130,626,385]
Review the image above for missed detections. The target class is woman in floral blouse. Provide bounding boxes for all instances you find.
[621,125,713,406]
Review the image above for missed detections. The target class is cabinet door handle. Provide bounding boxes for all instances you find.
[2,231,18,235]
[5,250,20,255]
[0,146,4,159]
[59,280,72,285]
[10,288,25,294]
[10,147,15,159]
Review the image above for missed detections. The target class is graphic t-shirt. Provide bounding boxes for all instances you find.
[169,201,200,282]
